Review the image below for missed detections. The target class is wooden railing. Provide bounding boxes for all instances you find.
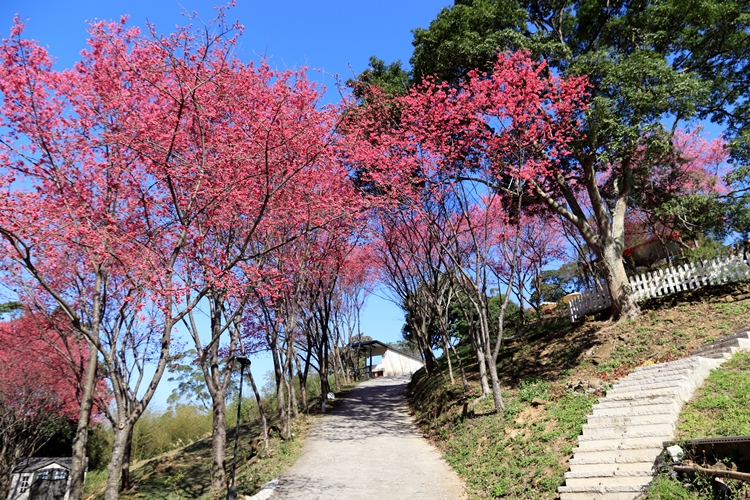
[568,252,750,321]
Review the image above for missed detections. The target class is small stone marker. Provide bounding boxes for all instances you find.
[666,445,684,463]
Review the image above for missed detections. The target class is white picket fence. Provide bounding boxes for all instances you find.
[568,252,750,321]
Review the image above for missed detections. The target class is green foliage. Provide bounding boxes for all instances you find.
[443,291,522,342]
[131,405,212,463]
[167,349,212,411]
[643,473,712,499]
[0,301,21,315]
[350,57,411,98]
[517,379,549,403]
[86,425,112,471]
[531,262,587,305]
[678,351,750,438]
[681,235,731,263]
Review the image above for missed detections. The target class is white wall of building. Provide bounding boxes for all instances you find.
[379,349,424,376]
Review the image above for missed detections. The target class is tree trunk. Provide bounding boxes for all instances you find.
[119,425,133,492]
[446,336,469,392]
[331,344,342,391]
[296,350,309,412]
[475,345,491,397]
[210,397,227,492]
[246,367,269,454]
[443,335,455,385]
[319,342,329,414]
[414,324,436,375]
[286,341,298,420]
[68,340,99,500]
[486,354,505,411]
[271,346,286,430]
[104,422,132,500]
[602,243,640,320]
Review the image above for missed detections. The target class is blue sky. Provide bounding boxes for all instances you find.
[0,0,450,408]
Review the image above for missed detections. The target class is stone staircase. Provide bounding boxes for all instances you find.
[558,326,750,500]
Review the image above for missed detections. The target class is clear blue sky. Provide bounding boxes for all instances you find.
[0,0,450,408]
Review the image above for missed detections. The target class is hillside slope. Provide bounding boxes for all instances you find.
[406,282,750,499]
[84,415,317,499]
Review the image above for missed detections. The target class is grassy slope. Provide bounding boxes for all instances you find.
[84,414,317,499]
[407,282,750,499]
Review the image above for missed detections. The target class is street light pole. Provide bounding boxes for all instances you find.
[227,356,250,500]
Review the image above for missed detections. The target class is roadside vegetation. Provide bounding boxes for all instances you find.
[83,374,343,499]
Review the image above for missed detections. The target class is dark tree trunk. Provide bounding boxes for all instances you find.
[68,339,98,500]
[210,396,227,492]
[104,421,132,500]
[119,425,133,492]
[246,366,269,454]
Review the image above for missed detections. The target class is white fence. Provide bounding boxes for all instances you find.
[568,252,750,321]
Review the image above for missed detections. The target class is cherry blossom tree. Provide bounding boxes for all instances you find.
[0,9,362,497]
[0,312,92,500]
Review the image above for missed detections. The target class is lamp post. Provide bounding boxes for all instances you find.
[227,356,250,500]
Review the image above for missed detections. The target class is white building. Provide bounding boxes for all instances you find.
[6,458,79,500]
[352,340,424,377]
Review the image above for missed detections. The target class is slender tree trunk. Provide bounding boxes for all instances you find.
[296,350,309,412]
[442,335,455,385]
[475,345,491,396]
[119,425,134,492]
[68,340,99,500]
[104,422,132,500]
[246,367,269,454]
[210,396,227,491]
[486,356,505,411]
[286,341,298,420]
[271,345,286,430]
[446,336,469,392]
[319,342,329,414]
[331,344,342,391]
[412,320,436,375]
[465,313,490,396]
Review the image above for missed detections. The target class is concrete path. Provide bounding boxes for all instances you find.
[269,377,466,500]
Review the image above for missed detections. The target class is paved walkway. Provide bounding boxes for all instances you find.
[270,377,466,500]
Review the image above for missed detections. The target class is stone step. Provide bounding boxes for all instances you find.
[570,458,654,473]
[586,414,675,426]
[569,454,657,467]
[581,421,674,438]
[560,492,644,500]
[692,329,750,351]
[604,387,685,401]
[690,337,741,355]
[577,434,668,450]
[693,350,734,360]
[559,484,648,500]
[571,445,663,461]
[564,470,655,487]
[631,358,702,373]
[590,405,680,418]
[623,366,702,381]
[592,396,680,411]
[610,375,692,389]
